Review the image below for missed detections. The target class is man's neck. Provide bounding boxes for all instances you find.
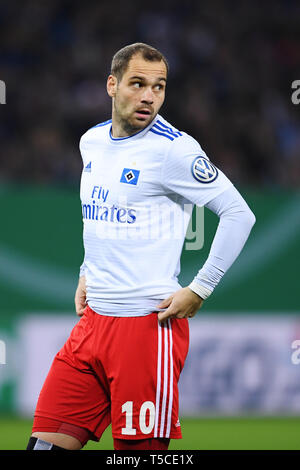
[110,111,156,138]
[110,119,136,138]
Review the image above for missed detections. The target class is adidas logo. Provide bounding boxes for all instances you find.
[84,162,91,172]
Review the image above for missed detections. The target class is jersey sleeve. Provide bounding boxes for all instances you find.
[160,133,233,207]
[188,185,256,298]
[79,261,86,277]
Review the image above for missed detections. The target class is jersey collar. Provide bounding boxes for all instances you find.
[109,115,160,143]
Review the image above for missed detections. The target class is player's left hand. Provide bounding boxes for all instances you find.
[156,287,203,323]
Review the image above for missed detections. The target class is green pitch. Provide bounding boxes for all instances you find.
[1,416,300,450]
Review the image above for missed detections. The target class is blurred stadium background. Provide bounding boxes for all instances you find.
[0,0,300,450]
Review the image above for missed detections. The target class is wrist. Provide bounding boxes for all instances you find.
[188,281,212,300]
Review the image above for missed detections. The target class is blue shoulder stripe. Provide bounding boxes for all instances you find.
[156,120,182,136]
[91,119,112,129]
[153,123,181,139]
[150,128,174,141]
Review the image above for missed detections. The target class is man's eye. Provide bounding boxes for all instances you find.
[155,84,164,91]
[132,82,141,88]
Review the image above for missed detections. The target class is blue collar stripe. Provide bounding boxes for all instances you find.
[109,124,149,141]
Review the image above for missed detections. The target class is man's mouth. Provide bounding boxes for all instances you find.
[135,109,152,119]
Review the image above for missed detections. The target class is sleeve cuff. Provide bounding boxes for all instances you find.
[188,281,213,300]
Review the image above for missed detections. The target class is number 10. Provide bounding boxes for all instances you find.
[121,401,155,435]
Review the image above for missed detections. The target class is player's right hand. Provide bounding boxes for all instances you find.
[156,287,203,323]
[74,275,87,317]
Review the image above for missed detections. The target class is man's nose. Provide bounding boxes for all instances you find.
[141,87,154,104]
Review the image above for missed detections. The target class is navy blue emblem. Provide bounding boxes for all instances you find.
[120,168,140,185]
[191,156,218,183]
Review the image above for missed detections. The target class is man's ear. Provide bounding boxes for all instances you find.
[107,75,118,97]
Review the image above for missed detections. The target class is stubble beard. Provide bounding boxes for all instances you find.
[119,115,143,136]
[113,99,153,136]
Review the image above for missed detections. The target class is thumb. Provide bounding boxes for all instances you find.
[156,296,173,309]
[157,306,173,323]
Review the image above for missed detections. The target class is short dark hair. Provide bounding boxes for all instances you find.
[111,43,169,81]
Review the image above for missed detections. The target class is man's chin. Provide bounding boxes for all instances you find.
[123,118,150,135]
[132,114,154,128]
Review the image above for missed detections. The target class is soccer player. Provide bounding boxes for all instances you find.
[26,43,255,451]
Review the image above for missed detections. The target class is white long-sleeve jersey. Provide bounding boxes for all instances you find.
[79,114,255,316]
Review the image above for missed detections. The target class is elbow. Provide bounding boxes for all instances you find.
[245,207,256,232]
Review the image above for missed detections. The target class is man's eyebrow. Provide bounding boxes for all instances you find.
[129,76,167,82]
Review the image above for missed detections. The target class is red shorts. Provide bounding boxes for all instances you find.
[33,305,189,442]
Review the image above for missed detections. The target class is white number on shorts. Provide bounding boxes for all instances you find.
[121,401,136,435]
[139,401,155,434]
[121,400,155,435]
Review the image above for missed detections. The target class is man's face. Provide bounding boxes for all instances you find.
[107,54,167,136]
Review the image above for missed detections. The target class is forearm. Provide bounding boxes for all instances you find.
[189,185,256,299]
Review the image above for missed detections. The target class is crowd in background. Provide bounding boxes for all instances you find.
[0,0,299,188]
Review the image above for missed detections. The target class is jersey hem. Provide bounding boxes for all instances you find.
[87,304,160,318]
